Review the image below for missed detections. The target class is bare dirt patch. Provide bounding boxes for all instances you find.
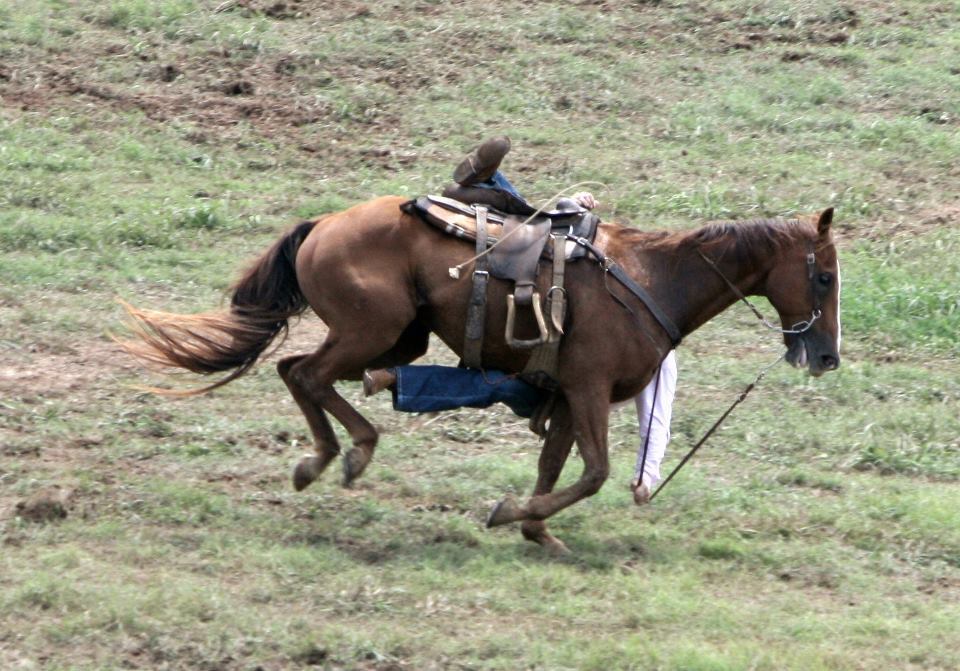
[0,339,129,401]
[880,204,960,240]
[1,57,331,142]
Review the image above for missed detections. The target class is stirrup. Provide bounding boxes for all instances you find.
[505,293,549,348]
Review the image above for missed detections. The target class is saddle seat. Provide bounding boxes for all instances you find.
[404,194,599,263]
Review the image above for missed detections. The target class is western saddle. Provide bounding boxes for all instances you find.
[402,194,600,385]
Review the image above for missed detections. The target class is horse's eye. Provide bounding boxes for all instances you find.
[818,272,832,286]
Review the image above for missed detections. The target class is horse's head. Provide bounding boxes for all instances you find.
[762,208,842,377]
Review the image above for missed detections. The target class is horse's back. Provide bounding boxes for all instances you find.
[303,195,410,242]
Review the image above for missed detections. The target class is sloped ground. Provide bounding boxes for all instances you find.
[1,1,959,669]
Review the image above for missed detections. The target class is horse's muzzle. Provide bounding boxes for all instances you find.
[818,353,840,372]
[786,336,840,377]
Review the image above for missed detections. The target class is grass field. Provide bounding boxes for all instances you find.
[1,1,959,669]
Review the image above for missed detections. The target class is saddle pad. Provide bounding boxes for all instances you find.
[405,196,509,246]
[426,193,587,222]
[402,196,600,261]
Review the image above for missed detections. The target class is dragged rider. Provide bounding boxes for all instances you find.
[365,137,678,505]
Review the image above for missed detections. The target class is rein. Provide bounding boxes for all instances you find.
[697,248,822,335]
[648,350,786,501]
[643,240,824,502]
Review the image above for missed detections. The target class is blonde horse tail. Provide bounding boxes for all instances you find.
[117,220,317,395]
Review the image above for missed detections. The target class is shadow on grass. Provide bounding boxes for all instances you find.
[278,508,663,572]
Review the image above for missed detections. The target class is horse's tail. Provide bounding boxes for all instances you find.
[118,220,318,395]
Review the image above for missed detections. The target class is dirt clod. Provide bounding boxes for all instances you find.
[15,487,70,523]
[159,64,181,82]
[293,645,328,665]
[222,79,255,96]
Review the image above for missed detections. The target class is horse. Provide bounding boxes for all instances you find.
[120,196,841,552]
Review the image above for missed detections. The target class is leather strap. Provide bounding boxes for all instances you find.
[548,233,567,337]
[514,281,535,306]
[463,207,489,368]
[522,234,568,383]
[569,235,683,347]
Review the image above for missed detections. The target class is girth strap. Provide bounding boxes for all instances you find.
[463,207,490,368]
[569,235,683,347]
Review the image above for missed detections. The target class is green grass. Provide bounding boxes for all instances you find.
[1,0,959,669]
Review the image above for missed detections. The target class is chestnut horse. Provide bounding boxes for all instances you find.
[121,196,841,552]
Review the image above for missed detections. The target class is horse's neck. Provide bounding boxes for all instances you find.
[634,240,771,339]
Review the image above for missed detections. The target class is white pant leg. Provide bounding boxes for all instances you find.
[633,350,677,487]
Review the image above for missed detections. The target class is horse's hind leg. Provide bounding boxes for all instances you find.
[279,330,403,490]
[277,354,344,491]
[520,396,575,554]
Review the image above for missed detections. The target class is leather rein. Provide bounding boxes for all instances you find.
[628,240,826,502]
[568,235,824,348]
[543,231,824,503]
[697,244,823,336]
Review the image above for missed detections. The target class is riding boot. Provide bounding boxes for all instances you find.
[362,368,397,397]
[452,136,511,186]
[441,183,536,217]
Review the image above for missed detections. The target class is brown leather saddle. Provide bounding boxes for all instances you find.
[402,195,600,373]
[408,195,597,258]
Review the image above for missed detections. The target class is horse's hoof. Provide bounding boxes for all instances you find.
[521,521,570,555]
[541,535,571,556]
[341,448,369,487]
[486,495,523,528]
[292,456,321,492]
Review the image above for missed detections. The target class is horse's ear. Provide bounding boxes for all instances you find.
[817,207,834,237]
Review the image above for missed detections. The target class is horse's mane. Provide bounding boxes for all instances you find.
[613,216,817,259]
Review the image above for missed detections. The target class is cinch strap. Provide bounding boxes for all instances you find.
[569,235,682,347]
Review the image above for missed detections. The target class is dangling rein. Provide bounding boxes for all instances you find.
[644,244,824,502]
[647,350,785,502]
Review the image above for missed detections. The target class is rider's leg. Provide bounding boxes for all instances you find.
[364,364,547,418]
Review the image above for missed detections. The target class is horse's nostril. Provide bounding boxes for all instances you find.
[821,354,839,370]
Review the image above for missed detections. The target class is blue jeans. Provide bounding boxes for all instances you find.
[393,365,547,418]
[475,171,528,204]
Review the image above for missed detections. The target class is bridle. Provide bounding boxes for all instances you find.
[697,242,823,336]
[643,238,828,503]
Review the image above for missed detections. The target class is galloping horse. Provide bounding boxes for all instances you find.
[121,196,841,551]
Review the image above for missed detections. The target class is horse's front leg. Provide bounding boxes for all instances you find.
[519,396,576,554]
[488,386,610,532]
